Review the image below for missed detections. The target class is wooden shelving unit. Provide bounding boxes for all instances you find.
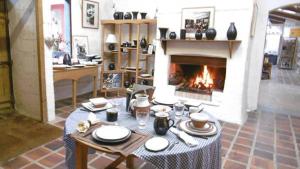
[160,39,242,58]
[100,19,157,95]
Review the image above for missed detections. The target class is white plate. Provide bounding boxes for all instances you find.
[140,74,152,78]
[145,137,169,152]
[73,64,85,68]
[179,120,217,136]
[89,98,108,106]
[154,97,178,105]
[92,129,131,143]
[82,102,113,112]
[53,65,71,69]
[95,125,131,140]
[150,105,172,113]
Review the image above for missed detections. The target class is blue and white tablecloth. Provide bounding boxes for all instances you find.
[64,98,221,169]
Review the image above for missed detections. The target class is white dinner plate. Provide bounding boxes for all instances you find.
[95,125,131,141]
[81,102,113,112]
[144,137,169,152]
[154,97,178,105]
[150,105,172,113]
[179,120,217,136]
[140,74,152,78]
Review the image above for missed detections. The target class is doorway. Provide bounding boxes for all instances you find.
[258,3,300,116]
[0,0,14,113]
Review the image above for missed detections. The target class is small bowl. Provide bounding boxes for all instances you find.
[189,106,200,114]
[190,113,209,128]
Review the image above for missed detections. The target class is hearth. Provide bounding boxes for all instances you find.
[168,55,226,100]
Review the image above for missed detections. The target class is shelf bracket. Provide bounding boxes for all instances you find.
[228,41,233,58]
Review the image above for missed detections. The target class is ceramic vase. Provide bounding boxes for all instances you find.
[169,32,177,39]
[108,63,115,70]
[159,28,168,40]
[227,22,237,40]
[132,11,139,19]
[180,29,186,40]
[206,28,217,40]
[140,12,147,19]
[124,12,132,19]
[129,94,150,117]
[195,30,203,40]
[113,12,119,20]
[140,37,147,49]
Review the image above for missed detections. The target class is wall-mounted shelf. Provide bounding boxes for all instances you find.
[160,39,242,58]
[101,19,157,25]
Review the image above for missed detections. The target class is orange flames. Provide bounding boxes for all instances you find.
[190,65,214,89]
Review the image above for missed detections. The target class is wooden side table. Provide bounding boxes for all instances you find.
[53,65,98,108]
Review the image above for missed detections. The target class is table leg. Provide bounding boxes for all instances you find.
[93,76,97,97]
[75,141,88,169]
[72,80,77,109]
[105,155,125,169]
[126,155,135,169]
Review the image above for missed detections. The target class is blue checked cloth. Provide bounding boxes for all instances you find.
[64,98,221,169]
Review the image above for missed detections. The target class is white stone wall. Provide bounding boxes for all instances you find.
[8,0,41,120]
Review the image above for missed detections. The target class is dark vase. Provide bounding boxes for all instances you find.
[108,44,115,51]
[124,81,130,88]
[142,80,149,85]
[118,12,124,20]
[195,30,202,40]
[108,63,115,70]
[63,54,72,65]
[206,28,217,40]
[140,37,147,49]
[151,69,154,76]
[227,22,237,40]
[159,28,168,40]
[140,12,147,19]
[113,12,119,20]
[132,11,139,19]
[169,32,176,39]
[180,29,186,40]
[124,12,132,19]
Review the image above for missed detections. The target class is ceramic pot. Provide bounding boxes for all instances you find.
[140,37,147,49]
[154,112,174,135]
[118,12,124,20]
[108,63,115,70]
[63,54,72,65]
[140,12,147,19]
[124,12,132,19]
[151,69,154,76]
[195,30,203,40]
[113,12,119,20]
[132,11,139,19]
[159,28,168,40]
[124,81,130,88]
[206,28,217,40]
[169,32,177,39]
[108,43,115,51]
[180,29,186,40]
[227,22,237,40]
[129,94,150,117]
[142,80,149,85]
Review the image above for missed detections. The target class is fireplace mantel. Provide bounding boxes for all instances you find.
[160,39,241,58]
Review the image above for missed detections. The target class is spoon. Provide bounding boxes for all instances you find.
[168,141,179,151]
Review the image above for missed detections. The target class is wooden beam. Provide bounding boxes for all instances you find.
[269,15,286,22]
[283,5,300,13]
[270,11,300,21]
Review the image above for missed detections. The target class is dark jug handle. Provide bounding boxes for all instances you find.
[168,119,174,130]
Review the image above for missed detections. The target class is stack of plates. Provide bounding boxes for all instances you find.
[179,120,217,136]
[82,102,113,112]
[92,125,131,143]
[150,105,172,114]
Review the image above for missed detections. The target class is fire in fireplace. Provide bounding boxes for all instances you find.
[169,55,226,95]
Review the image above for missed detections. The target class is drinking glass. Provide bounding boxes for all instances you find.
[136,110,150,129]
[173,102,185,120]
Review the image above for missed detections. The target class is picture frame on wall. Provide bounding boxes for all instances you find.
[82,0,99,29]
[72,36,89,60]
[181,7,215,34]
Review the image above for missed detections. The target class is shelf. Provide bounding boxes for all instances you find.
[120,47,137,50]
[137,76,153,80]
[102,70,124,74]
[101,19,157,25]
[160,39,242,58]
[104,51,119,54]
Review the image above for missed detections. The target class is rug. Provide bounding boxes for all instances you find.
[0,112,62,164]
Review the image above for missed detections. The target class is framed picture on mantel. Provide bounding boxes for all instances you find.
[82,0,99,29]
[181,7,215,34]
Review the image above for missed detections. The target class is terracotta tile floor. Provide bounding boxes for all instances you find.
[1,95,300,169]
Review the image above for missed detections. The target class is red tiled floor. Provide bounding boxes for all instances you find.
[38,153,64,168]
[235,137,253,147]
[23,163,44,169]
[251,156,275,169]
[2,156,30,169]
[224,159,247,169]
[253,149,273,160]
[276,155,298,168]
[44,139,64,151]
[24,147,50,160]
[228,150,249,164]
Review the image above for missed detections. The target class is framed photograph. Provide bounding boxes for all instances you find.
[181,7,215,34]
[72,36,89,59]
[82,0,99,29]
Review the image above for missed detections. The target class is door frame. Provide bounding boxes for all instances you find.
[35,0,48,122]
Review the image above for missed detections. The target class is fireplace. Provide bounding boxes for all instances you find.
[168,55,226,101]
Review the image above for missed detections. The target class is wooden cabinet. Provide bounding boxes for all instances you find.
[100,19,157,96]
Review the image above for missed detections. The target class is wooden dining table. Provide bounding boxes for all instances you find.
[53,65,99,108]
